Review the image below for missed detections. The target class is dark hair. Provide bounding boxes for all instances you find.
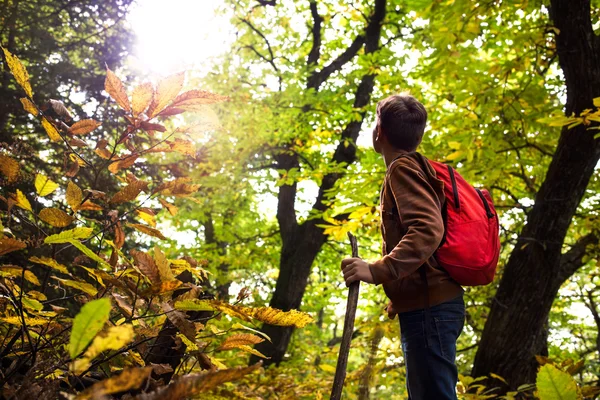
[377,93,427,152]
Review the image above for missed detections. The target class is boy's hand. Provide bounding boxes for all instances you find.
[385,301,397,320]
[341,258,374,286]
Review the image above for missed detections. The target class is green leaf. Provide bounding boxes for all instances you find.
[68,240,112,270]
[44,227,93,244]
[536,364,579,400]
[69,298,111,359]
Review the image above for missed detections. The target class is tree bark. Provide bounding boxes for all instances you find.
[472,0,600,389]
[251,0,387,366]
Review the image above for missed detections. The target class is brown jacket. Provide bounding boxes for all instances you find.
[368,151,463,313]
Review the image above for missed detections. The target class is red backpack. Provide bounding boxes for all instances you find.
[428,158,500,286]
[393,153,501,286]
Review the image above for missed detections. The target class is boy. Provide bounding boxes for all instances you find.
[341,94,465,400]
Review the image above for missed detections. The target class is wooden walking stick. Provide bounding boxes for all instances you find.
[330,232,360,400]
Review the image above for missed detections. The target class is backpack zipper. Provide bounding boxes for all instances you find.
[447,165,460,210]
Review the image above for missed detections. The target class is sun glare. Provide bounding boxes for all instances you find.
[128,0,233,75]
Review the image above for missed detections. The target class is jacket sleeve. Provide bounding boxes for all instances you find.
[368,159,445,285]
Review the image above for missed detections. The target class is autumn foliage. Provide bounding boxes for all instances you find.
[0,47,312,399]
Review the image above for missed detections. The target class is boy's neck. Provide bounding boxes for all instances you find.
[383,148,411,167]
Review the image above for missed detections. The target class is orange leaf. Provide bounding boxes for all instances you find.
[162,302,196,341]
[114,222,125,249]
[108,154,138,174]
[78,200,103,211]
[105,67,131,112]
[131,249,160,285]
[131,82,154,116]
[0,237,27,256]
[39,208,74,228]
[147,72,185,118]
[66,181,83,211]
[69,119,101,135]
[0,154,20,184]
[109,180,148,204]
[218,333,265,350]
[128,223,167,240]
[20,97,38,116]
[77,367,152,400]
[166,89,229,112]
[159,198,178,216]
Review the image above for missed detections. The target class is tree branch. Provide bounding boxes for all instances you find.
[556,232,599,287]
[307,1,323,66]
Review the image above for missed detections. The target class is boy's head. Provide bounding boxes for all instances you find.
[374,93,427,153]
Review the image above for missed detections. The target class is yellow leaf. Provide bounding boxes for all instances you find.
[69,119,101,135]
[593,97,600,108]
[67,181,83,211]
[138,364,261,399]
[69,152,87,167]
[154,246,174,282]
[249,306,314,328]
[41,117,61,142]
[105,67,131,112]
[73,324,134,374]
[150,280,183,294]
[79,324,135,367]
[0,238,26,256]
[319,364,336,373]
[235,344,270,359]
[175,300,313,328]
[1,316,48,326]
[1,47,33,98]
[218,333,264,350]
[39,208,74,228]
[0,265,40,285]
[159,198,179,216]
[131,82,154,116]
[169,138,196,157]
[147,72,185,118]
[35,173,59,197]
[137,210,156,227]
[131,249,160,285]
[52,277,97,296]
[76,367,152,400]
[446,150,464,161]
[128,223,167,240]
[15,189,32,212]
[154,177,200,197]
[20,97,38,116]
[109,180,148,204]
[28,290,47,301]
[0,154,20,184]
[44,227,93,244]
[29,256,69,274]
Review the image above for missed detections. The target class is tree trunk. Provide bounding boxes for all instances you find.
[251,0,387,365]
[472,0,600,389]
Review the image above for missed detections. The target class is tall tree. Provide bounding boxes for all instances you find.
[472,0,600,388]
[1,0,135,141]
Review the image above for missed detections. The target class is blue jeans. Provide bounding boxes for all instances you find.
[399,295,465,400]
